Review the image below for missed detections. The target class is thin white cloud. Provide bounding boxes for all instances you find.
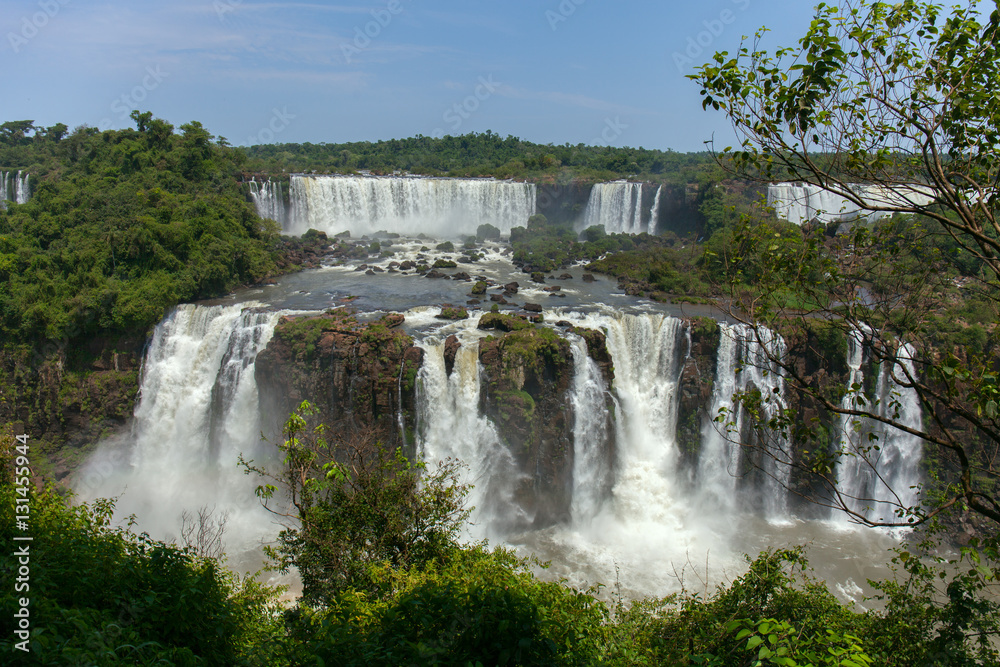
[225,68,368,87]
[494,85,653,116]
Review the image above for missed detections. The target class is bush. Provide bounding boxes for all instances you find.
[0,481,282,665]
[244,402,471,605]
[287,547,607,666]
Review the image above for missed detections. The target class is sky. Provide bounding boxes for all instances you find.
[1,0,822,153]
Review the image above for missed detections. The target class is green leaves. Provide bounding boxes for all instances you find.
[0,115,280,346]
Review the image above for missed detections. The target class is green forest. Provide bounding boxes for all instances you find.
[243,131,723,185]
[0,113,281,347]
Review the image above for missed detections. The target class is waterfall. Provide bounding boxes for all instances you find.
[568,335,611,523]
[288,174,536,238]
[767,182,935,226]
[581,181,645,234]
[15,171,29,204]
[696,323,791,520]
[75,303,281,563]
[415,334,528,539]
[648,185,663,235]
[836,338,923,524]
[597,313,688,526]
[741,325,792,520]
[0,171,30,209]
[835,327,868,518]
[697,323,743,511]
[248,178,286,225]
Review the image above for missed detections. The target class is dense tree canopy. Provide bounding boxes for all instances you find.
[0,113,280,346]
[243,130,724,185]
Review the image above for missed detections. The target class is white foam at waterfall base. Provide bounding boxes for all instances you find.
[288,174,536,238]
[415,322,530,541]
[73,303,284,570]
[506,311,741,598]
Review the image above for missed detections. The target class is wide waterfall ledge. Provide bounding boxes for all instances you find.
[275,174,537,238]
[767,182,936,226]
[74,280,924,604]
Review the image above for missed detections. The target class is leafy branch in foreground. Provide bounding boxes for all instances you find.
[241,400,470,604]
[692,0,1000,529]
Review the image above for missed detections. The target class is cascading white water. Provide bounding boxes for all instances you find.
[248,178,286,225]
[581,181,645,234]
[696,323,743,512]
[588,313,689,531]
[288,174,536,238]
[648,184,663,235]
[696,323,791,521]
[567,335,611,523]
[836,338,923,524]
[835,327,868,520]
[767,182,935,226]
[768,183,862,225]
[75,303,281,564]
[741,325,792,520]
[415,331,528,539]
[0,171,30,209]
[15,171,29,204]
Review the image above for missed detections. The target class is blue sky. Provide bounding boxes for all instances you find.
[2,0,821,152]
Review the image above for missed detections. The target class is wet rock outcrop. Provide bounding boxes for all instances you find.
[676,317,720,470]
[475,319,614,528]
[255,310,421,450]
[478,325,574,527]
[0,338,143,482]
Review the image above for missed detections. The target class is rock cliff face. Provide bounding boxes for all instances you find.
[254,310,422,450]
[477,322,574,526]
[0,339,143,481]
[676,317,720,471]
[471,314,616,527]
